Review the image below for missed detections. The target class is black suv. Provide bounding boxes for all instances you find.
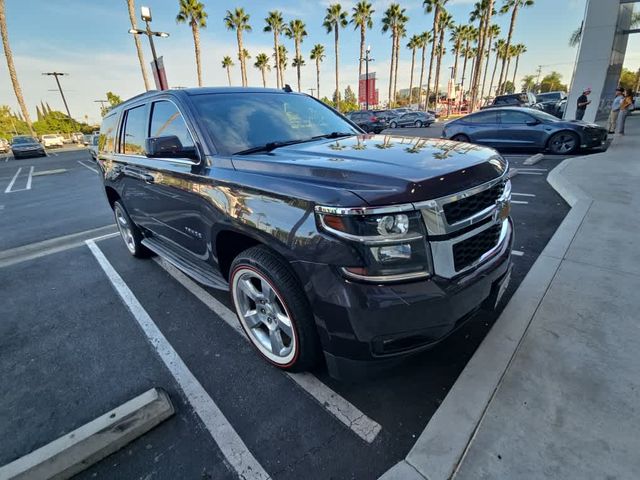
[97,88,513,379]
[482,92,542,110]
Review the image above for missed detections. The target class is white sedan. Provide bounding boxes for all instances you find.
[41,134,64,148]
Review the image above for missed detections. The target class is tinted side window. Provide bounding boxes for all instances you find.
[500,111,533,124]
[466,111,498,123]
[122,105,147,155]
[150,101,195,150]
[99,113,119,153]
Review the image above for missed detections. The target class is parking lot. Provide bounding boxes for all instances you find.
[1,143,572,479]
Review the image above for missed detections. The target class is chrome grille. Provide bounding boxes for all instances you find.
[443,183,504,225]
[452,223,502,271]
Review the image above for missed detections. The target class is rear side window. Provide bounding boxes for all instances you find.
[99,113,119,153]
[499,111,533,124]
[149,101,195,150]
[466,111,498,124]
[121,105,147,155]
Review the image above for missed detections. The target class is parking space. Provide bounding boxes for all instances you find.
[0,147,573,479]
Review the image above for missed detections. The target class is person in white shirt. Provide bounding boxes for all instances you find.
[609,87,624,133]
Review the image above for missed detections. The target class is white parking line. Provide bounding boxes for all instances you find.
[512,192,535,197]
[511,200,529,205]
[78,160,98,173]
[4,167,22,193]
[514,171,543,175]
[517,168,547,172]
[25,166,34,190]
[86,241,270,480]
[512,250,524,256]
[154,257,382,444]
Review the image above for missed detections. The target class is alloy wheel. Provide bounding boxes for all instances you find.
[550,133,577,154]
[232,268,297,365]
[115,207,136,254]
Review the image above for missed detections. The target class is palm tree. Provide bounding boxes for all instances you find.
[393,24,407,105]
[433,11,453,111]
[469,0,495,111]
[480,23,500,100]
[407,35,421,104]
[323,4,348,110]
[284,19,307,92]
[417,31,430,110]
[176,0,208,87]
[350,1,375,99]
[254,53,270,87]
[488,38,506,97]
[497,0,534,94]
[423,0,449,110]
[310,44,325,98]
[381,3,408,107]
[510,43,526,85]
[503,44,517,88]
[224,8,252,87]
[127,0,151,90]
[264,11,285,88]
[275,44,288,83]
[450,25,465,85]
[459,27,476,102]
[222,56,234,86]
[0,0,33,135]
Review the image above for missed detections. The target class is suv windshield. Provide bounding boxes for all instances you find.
[192,92,359,156]
[537,92,564,102]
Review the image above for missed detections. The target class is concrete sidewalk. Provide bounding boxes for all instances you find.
[382,115,640,480]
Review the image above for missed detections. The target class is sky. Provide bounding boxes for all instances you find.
[0,0,638,124]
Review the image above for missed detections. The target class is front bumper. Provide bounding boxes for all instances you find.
[292,218,514,379]
[12,148,45,158]
[581,129,608,149]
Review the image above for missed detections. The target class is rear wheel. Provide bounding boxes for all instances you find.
[230,246,319,372]
[451,133,470,142]
[548,131,578,154]
[113,200,152,258]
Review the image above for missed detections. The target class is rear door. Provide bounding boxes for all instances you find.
[462,110,500,145]
[497,110,546,148]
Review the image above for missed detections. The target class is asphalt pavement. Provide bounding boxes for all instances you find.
[0,144,573,479]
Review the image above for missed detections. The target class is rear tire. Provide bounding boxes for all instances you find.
[230,246,320,372]
[451,133,470,142]
[415,120,423,128]
[390,121,397,129]
[113,200,152,258]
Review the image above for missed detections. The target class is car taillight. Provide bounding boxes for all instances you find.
[370,116,378,122]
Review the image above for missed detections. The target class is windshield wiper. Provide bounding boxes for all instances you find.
[234,139,311,155]
[311,131,354,140]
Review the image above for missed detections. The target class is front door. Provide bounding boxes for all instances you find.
[497,110,545,148]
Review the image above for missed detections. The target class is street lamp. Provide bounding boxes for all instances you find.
[361,45,374,111]
[128,5,169,90]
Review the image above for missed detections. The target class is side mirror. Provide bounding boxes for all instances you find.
[145,135,198,161]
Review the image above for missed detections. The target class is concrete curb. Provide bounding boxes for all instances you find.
[379,155,593,480]
[0,388,174,480]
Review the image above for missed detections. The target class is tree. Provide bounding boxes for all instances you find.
[264,11,285,89]
[127,0,151,90]
[285,19,307,92]
[177,0,208,87]
[254,53,270,87]
[423,0,449,109]
[497,0,534,95]
[521,74,536,92]
[618,67,637,91]
[350,1,374,101]
[0,0,34,136]
[498,80,514,94]
[407,35,422,104]
[450,25,465,86]
[417,31,431,109]
[459,27,477,100]
[480,24,500,99]
[224,8,251,87]
[99,91,123,116]
[510,43,526,85]
[381,4,408,107]
[323,4,348,110]
[488,38,506,97]
[275,44,288,83]
[433,11,454,108]
[310,44,325,98]
[539,71,566,93]
[222,56,234,86]
[469,0,495,111]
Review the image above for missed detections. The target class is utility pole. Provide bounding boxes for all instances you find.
[94,99,109,115]
[308,88,316,97]
[535,65,543,93]
[42,72,72,120]
[361,45,374,111]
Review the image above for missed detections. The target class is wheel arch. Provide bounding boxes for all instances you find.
[104,186,120,209]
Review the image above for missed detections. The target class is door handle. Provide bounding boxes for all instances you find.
[123,166,154,183]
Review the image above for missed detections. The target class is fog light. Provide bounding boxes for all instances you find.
[371,244,411,262]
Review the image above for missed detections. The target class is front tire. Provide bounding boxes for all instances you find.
[451,133,470,142]
[390,121,397,129]
[548,131,578,155]
[415,120,423,128]
[113,200,151,258]
[230,246,319,372]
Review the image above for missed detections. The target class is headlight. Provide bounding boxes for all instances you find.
[316,208,432,282]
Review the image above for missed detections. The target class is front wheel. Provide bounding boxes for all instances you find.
[113,201,152,258]
[389,121,397,129]
[548,131,578,154]
[451,133,470,142]
[415,120,423,128]
[230,246,319,372]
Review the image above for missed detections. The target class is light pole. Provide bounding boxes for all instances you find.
[128,6,169,90]
[361,45,374,111]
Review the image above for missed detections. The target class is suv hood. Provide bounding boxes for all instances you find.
[231,134,507,206]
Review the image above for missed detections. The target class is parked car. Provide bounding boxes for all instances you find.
[388,111,435,128]
[83,134,92,146]
[71,132,85,143]
[97,87,512,379]
[0,138,9,153]
[536,91,567,118]
[345,110,386,133]
[442,107,608,154]
[372,109,399,123]
[482,92,542,110]
[11,135,46,159]
[41,134,64,148]
[88,134,99,160]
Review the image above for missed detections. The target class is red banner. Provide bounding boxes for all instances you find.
[358,73,377,106]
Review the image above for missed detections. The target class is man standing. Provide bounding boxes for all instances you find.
[608,87,624,133]
[576,87,592,121]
